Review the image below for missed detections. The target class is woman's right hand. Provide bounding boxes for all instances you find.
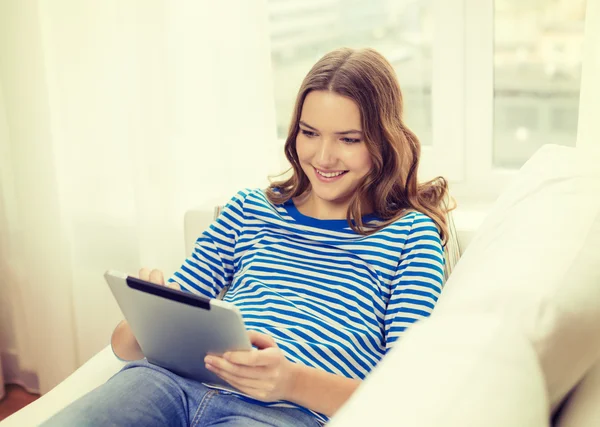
[138,267,181,290]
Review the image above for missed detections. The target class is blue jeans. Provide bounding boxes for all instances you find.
[42,360,320,426]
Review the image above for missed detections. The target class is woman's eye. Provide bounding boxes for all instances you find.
[341,137,361,144]
[300,129,317,138]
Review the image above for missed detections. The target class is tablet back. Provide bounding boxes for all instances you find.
[104,270,251,387]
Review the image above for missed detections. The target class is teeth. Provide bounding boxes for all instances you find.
[317,169,345,178]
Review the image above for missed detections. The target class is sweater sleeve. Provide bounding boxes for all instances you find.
[167,190,248,298]
[384,213,445,352]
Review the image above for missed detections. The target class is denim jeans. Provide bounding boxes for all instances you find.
[42,359,320,427]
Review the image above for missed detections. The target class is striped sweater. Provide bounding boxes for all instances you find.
[168,188,445,424]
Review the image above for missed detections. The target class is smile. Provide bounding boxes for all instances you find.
[314,167,348,181]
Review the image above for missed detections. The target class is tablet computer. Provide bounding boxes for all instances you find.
[104,270,252,388]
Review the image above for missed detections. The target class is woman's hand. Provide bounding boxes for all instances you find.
[204,331,296,402]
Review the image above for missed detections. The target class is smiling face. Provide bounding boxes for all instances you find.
[295,90,373,218]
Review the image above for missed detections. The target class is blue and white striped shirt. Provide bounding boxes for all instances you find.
[169,188,444,424]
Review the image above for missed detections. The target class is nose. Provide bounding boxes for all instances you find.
[315,138,337,168]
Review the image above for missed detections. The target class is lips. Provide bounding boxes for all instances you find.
[313,167,348,182]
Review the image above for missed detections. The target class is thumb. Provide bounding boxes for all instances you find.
[248,330,277,349]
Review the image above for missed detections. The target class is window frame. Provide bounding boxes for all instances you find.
[450,0,517,203]
[418,0,466,184]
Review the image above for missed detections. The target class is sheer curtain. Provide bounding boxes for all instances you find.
[0,0,278,397]
[577,0,600,149]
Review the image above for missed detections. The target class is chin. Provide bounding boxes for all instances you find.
[311,186,353,205]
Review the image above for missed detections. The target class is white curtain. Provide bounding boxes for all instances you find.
[577,0,599,149]
[0,0,278,397]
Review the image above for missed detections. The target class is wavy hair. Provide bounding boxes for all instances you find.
[267,48,454,245]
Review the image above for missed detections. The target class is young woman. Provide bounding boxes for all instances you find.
[44,47,450,427]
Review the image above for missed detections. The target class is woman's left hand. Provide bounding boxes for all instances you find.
[204,330,296,402]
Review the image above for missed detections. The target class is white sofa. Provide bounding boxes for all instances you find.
[3,144,600,426]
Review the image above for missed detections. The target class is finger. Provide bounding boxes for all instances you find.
[248,330,277,349]
[224,347,281,367]
[138,268,151,281]
[205,356,268,380]
[149,269,165,285]
[207,365,267,392]
[165,281,181,290]
[211,373,270,402]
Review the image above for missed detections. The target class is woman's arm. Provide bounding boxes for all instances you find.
[204,330,361,418]
[285,362,361,417]
[384,214,445,352]
[167,191,247,297]
[111,320,144,361]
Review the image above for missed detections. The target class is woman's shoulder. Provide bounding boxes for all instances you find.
[224,188,282,214]
[384,210,441,239]
[227,188,265,203]
[386,209,434,227]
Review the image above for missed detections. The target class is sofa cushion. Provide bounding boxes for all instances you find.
[329,314,548,427]
[433,144,600,409]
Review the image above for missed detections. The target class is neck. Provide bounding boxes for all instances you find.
[294,191,372,220]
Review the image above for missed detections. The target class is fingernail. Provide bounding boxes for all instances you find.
[223,352,230,360]
[205,356,213,364]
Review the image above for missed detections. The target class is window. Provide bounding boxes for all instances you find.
[493,0,587,169]
[266,0,589,200]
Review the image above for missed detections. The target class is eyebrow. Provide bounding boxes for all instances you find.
[299,120,362,135]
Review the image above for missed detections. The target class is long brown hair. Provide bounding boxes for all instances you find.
[267,47,453,245]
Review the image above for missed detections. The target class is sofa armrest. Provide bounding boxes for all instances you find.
[1,345,126,426]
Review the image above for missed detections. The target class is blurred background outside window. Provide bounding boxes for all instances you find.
[494,0,587,168]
